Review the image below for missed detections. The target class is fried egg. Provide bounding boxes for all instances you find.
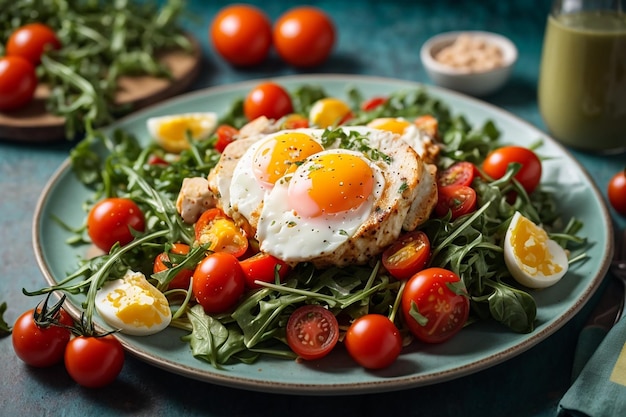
[503,211,569,289]
[95,270,172,336]
[147,112,218,153]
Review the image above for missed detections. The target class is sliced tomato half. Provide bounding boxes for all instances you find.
[286,305,339,360]
[382,230,431,280]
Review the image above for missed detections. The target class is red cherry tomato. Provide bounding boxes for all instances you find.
[0,56,38,111]
[344,314,402,369]
[194,208,248,258]
[6,23,61,65]
[382,230,431,280]
[214,125,239,153]
[239,252,291,289]
[608,169,626,215]
[435,185,477,219]
[285,305,339,360]
[210,4,272,67]
[360,96,387,111]
[401,267,470,344]
[153,243,195,290]
[64,334,125,388]
[87,197,145,252]
[244,82,294,121]
[192,252,245,314]
[273,7,335,67]
[437,161,476,188]
[11,305,73,367]
[280,113,309,129]
[482,146,542,194]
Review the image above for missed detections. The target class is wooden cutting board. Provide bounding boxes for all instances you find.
[0,36,203,142]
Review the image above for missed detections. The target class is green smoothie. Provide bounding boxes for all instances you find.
[538,11,626,152]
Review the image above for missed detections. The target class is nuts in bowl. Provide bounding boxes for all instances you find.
[420,31,517,96]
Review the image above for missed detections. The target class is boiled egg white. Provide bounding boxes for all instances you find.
[147,112,217,153]
[95,270,172,336]
[503,211,569,289]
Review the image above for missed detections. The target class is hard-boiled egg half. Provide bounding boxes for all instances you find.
[95,270,172,336]
[503,211,569,289]
[147,112,218,153]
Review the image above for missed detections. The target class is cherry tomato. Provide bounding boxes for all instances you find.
[273,7,335,67]
[382,230,431,280]
[361,96,387,111]
[87,198,145,252]
[153,243,195,290]
[147,154,169,166]
[64,334,125,388]
[280,113,309,129]
[482,146,542,194]
[437,161,476,188]
[192,252,245,313]
[239,252,291,289]
[214,125,239,153]
[210,4,272,67]
[244,82,294,121]
[608,169,626,215]
[435,185,477,219]
[12,306,73,367]
[0,56,37,111]
[195,208,248,258]
[285,305,339,360]
[344,314,402,369]
[401,267,470,344]
[6,23,61,65]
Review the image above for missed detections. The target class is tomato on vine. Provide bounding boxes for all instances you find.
[6,23,61,65]
[0,56,38,111]
[64,334,125,388]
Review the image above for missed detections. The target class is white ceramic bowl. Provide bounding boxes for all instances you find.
[420,31,518,96]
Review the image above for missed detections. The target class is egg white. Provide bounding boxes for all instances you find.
[95,270,172,336]
[256,149,386,262]
[503,211,569,289]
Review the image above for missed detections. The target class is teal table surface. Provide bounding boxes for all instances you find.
[1,1,625,416]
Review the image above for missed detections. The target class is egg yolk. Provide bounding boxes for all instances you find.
[106,275,170,327]
[253,132,323,189]
[509,215,564,276]
[288,153,375,217]
[367,117,411,135]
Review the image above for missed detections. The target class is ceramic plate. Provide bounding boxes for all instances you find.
[33,75,613,395]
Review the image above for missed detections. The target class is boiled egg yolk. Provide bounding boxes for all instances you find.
[287,152,375,218]
[367,117,412,135]
[146,112,217,153]
[309,98,352,128]
[252,132,323,189]
[503,211,568,289]
[95,270,172,336]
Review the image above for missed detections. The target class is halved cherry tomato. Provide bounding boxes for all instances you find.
[437,161,476,188]
[12,302,73,367]
[87,197,145,252]
[482,146,542,194]
[244,82,294,121]
[64,334,124,388]
[344,314,402,369]
[401,267,470,344]
[6,23,61,65]
[361,96,387,111]
[435,185,477,219]
[273,7,335,67]
[195,208,248,258]
[280,113,309,129]
[153,243,195,290]
[0,56,37,111]
[608,168,626,215]
[192,252,245,313]
[214,125,238,153]
[239,252,291,289]
[210,4,272,67]
[286,305,339,360]
[382,230,431,280]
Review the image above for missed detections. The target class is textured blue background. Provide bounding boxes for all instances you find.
[1,1,625,416]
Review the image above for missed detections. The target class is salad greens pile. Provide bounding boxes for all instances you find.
[0,0,192,138]
[28,84,586,367]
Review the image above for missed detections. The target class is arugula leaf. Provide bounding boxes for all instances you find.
[0,302,11,337]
